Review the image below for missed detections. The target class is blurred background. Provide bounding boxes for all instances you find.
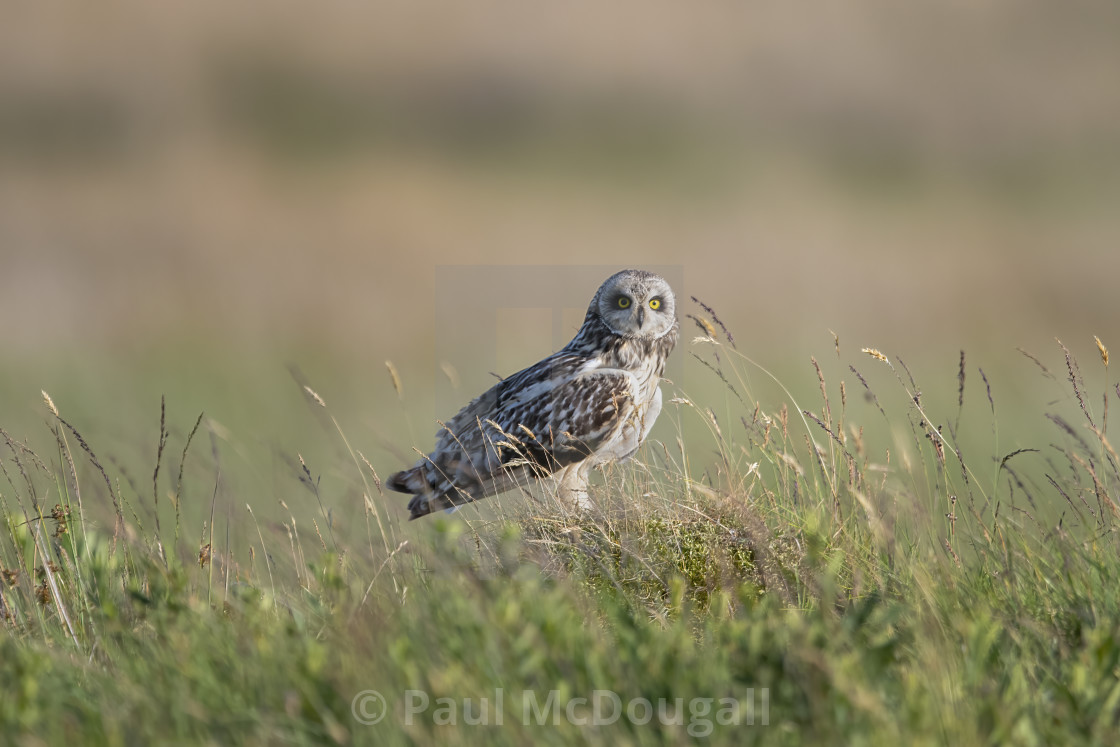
[2,0,1118,526]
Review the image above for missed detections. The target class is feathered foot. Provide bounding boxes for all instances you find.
[555,463,594,512]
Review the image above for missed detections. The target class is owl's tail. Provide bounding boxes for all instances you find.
[386,466,424,495]
[386,466,437,520]
[390,465,469,519]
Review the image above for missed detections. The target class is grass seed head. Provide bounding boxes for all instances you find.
[41,390,59,418]
[385,360,403,399]
[691,315,716,338]
[303,385,326,407]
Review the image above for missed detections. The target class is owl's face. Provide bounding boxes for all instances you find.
[593,270,677,339]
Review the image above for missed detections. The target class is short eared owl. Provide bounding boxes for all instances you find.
[388,269,679,519]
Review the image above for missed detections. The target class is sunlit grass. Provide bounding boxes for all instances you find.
[1,310,1118,745]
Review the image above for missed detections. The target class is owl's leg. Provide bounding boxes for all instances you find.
[556,462,593,512]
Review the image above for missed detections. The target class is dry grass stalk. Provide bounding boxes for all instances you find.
[303,385,327,407]
[385,361,403,400]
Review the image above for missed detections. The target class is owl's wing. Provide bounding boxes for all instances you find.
[490,364,637,476]
[389,354,641,518]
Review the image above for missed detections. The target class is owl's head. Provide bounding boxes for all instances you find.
[592,269,677,339]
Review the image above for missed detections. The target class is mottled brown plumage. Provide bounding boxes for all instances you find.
[388,269,678,518]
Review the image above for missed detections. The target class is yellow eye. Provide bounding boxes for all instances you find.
[617,296,631,309]
[649,298,661,310]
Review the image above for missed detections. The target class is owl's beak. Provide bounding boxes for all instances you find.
[636,307,645,329]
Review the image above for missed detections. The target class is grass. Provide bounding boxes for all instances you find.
[2,307,1119,745]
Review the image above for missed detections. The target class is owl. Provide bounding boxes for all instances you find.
[388,269,679,519]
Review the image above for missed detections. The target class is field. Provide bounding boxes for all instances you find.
[4,2,1120,744]
[3,325,1119,745]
